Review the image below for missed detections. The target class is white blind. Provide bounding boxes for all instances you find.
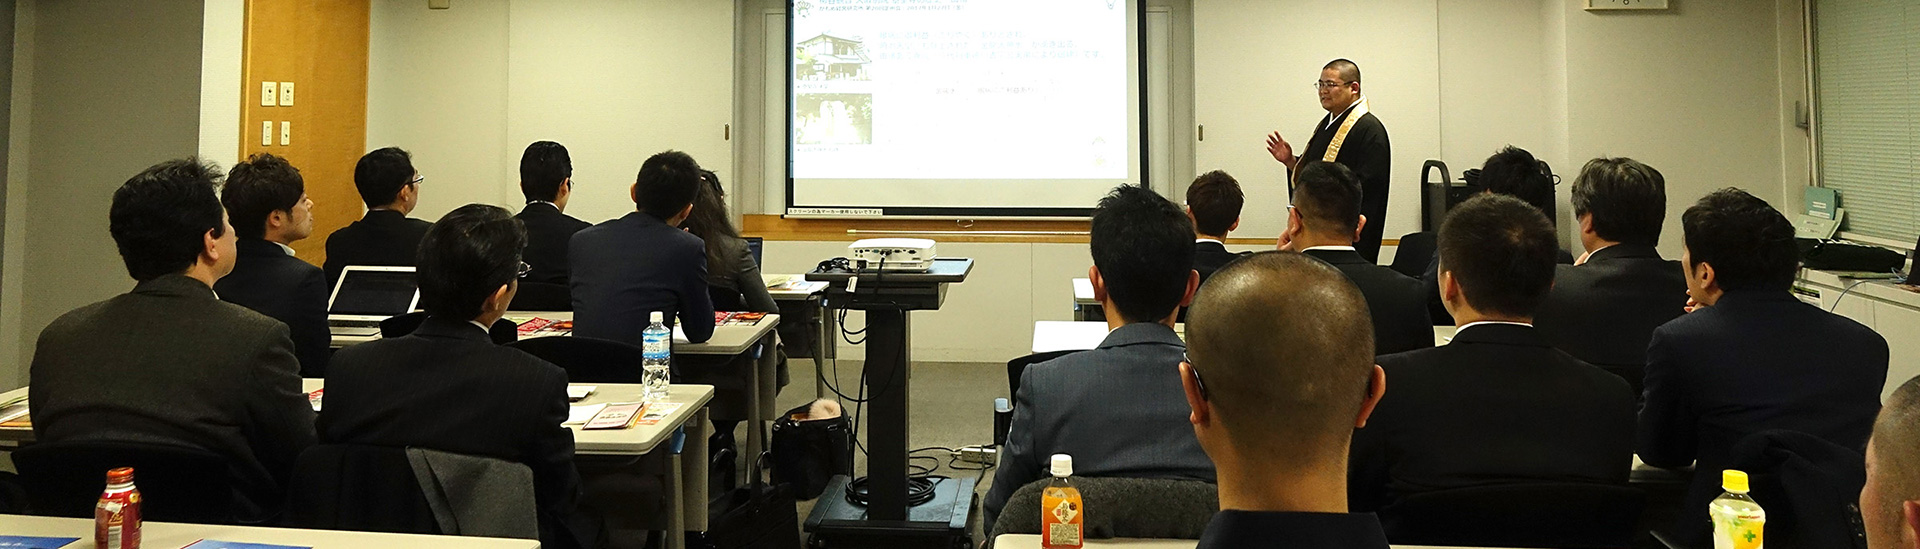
[1813,0,1919,243]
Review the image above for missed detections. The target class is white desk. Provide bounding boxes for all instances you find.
[0,514,540,548]
[1033,321,1457,355]
[993,534,1519,549]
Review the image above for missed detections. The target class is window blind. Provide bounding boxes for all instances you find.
[1812,0,1919,244]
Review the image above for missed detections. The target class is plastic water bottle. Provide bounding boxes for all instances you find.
[1710,469,1765,549]
[1040,454,1083,549]
[642,311,671,400]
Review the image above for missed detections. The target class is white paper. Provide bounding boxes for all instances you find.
[566,403,608,425]
[567,386,597,401]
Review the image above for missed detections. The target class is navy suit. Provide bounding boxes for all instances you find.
[984,322,1214,530]
[217,238,331,377]
[1638,289,1887,541]
[322,209,432,286]
[1303,247,1433,356]
[1533,244,1687,394]
[569,212,715,345]
[517,202,592,286]
[1192,240,1246,287]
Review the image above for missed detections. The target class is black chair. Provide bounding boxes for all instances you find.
[380,312,518,345]
[1380,482,1645,549]
[284,444,439,535]
[1389,231,1437,280]
[509,281,572,312]
[14,440,234,524]
[508,336,648,384]
[987,477,1218,544]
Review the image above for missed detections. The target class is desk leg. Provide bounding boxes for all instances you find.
[757,331,779,455]
[685,407,710,533]
[668,453,685,549]
[814,298,829,399]
[745,334,768,463]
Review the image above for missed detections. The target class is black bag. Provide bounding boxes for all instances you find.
[1799,239,1906,273]
[770,402,852,500]
[707,452,802,549]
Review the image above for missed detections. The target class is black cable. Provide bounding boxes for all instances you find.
[845,475,940,507]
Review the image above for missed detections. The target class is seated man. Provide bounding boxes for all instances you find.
[516,141,591,286]
[1533,157,1686,394]
[323,146,431,286]
[30,158,314,521]
[1863,375,1920,549]
[1185,170,1249,286]
[216,153,330,377]
[1280,161,1431,355]
[1181,252,1390,548]
[1423,146,1574,323]
[1350,194,1635,515]
[320,204,590,549]
[984,185,1210,528]
[570,150,715,345]
[1641,188,1887,541]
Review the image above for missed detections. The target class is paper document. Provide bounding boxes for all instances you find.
[567,385,597,401]
[566,403,609,425]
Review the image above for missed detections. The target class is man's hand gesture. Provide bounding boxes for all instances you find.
[1265,131,1298,170]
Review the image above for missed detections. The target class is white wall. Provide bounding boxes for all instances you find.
[366,0,735,224]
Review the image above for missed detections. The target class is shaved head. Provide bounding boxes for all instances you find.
[1186,251,1375,462]
[1324,59,1361,84]
[1866,376,1920,548]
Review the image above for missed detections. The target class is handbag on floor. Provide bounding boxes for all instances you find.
[770,401,852,500]
[706,452,802,549]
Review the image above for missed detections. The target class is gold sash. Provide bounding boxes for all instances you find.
[1322,97,1369,162]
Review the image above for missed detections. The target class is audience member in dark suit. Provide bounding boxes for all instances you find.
[570,150,716,345]
[984,185,1211,529]
[516,141,591,287]
[1641,188,1888,543]
[1533,157,1686,394]
[1280,161,1432,355]
[323,147,432,286]
[1350,195,1636,517]
[215,153,331,377]
[321,204,594,549]
[1184,170,1249,287]
[30,159,315,522]
[1862,375,1920,549]
[1422,146,1574,324]
[1182,252,1391,548]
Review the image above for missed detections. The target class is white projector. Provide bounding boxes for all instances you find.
[848,238,937,272]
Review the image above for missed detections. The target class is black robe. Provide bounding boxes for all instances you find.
[1296,105,1392,262]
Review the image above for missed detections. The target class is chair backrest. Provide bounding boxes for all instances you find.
[508,336,648,384]
[380,312,517,345]
[1389,231,1437,279]
[1381,482,1645,549]
[988,477,1218,542]
[1006,350,1082,398]
[285,444,439,535]
[509,281,571,312]
[14,440,234,524]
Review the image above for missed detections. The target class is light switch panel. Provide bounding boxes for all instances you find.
[262,121,274,146]
[260,82,277,107]
[280,121,291,146]
[278,82,294,107]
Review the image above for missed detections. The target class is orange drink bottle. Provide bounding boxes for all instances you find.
[1040,454,1083,549]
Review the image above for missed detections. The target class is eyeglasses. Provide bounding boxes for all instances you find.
[517,261,532,279]
[408,176,426,186]
[1182,351,1211,401]
[1311,80,1351,90]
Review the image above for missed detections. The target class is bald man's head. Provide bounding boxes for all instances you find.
[1186,251,1375,462]
[1324,59,1361,84]
[1866,376,1920,548]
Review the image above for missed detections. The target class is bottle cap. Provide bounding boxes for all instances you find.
[106,467,134,484]
[995,398,1011,413]
[650,311,664,323]
[1050,454,1073,477]
[1722,469,1750,493]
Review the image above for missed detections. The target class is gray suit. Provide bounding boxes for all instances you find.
[984,322,1215,529]
[30,274,317,520]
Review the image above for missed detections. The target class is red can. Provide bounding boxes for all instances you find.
[95,467,141,549]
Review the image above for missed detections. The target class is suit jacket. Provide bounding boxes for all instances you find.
[1298,107,1391,262]
[30,274,316,520]
[1350,324,1636,513]
[319,316,583,548]
[323,209,433,286]
[1532,244,1687,393]
[1303,248,1433,355]
[1193,240,1247,288]
[569,212,716,344]
[984,323,1214,529]
[705,233,777,314]
[217,238,332,377]
[517,202,592,286]
[1638,290,1887,537]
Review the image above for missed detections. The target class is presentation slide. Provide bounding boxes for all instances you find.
[789,0,1142,214]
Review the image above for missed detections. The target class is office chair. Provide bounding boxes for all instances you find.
[285,444,538,540]
[987,477,1218,543]
[1381,482,1645,549]
[1389,231,1437,280]
[14,440,234,524]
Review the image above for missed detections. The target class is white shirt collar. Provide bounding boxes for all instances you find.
[273,241,296,256]
[1301,245,1357,252]
[1322,97,1364,130]
[1195,237,1224,245]
[1458,320,1534,333]
[527,200,558,209]
[469,320,493,334]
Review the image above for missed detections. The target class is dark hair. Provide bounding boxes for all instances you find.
[1324,58,1361,84]
[1091,185,1196,323]
[1438,194,1559,317]
[1682,188,1798,292]
[1571,157,1666,247]
[222,153,306,240]
[110,158,229,281]
[519,141,572,203]
[1292,161,1363,236]
[1479,146,1557,224]
[684,170,743,275]
[416,203,526,321]
[635,150,703,221]
[353,147,415,208]
[1185,171,1244,237]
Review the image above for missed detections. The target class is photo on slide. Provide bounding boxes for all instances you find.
[795,33,871,82]
[796,93,873,145]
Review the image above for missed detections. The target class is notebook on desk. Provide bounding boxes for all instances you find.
[327,266,420,337]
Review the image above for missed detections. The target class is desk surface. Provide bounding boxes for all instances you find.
[1073,277,1095,305]
[507,311,778,356]
[993,534,1517,549]
[0,514,540,548]
[763,273,828,300]
[1033,322,1454,354]
[0,381,713,456]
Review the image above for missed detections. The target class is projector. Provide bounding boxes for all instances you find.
[848,238,937,271]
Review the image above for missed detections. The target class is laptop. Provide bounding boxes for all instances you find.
[327,266,421,337]
[746,236,764,267]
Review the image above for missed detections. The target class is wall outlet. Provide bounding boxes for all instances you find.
[278,82,294,107]
[280,121,291,146]
[259,82,277,107]
[261,121,273,146]
[958,446,998,465]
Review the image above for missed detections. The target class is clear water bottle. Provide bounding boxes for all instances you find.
[1710,469,1765,549]
[642,311,672,400]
